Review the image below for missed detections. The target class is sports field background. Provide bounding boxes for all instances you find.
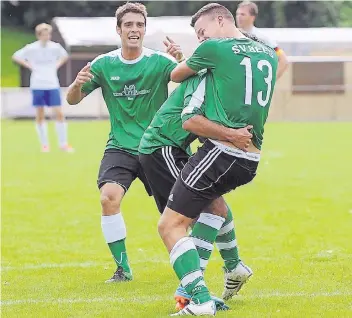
[2,121,352,317]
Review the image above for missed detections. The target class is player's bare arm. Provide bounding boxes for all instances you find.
[276,49,289,79]
[56,55,69,70]
[163,36,185,63]
[12,55,32,71]
[66,64,91,105]
[183,114,253,151]
[170,62,197,83]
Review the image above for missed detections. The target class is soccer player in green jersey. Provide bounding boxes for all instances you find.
[66,3,184,283]
[139,70,254,312]
[155,3,279,315]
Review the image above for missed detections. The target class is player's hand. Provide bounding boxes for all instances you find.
[163,36,184,62]
[227,125,253,151]
[74,63,94,87]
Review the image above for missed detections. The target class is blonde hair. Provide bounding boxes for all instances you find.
[238,1,258,17]
[35,23,52,36]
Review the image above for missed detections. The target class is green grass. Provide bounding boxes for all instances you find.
[1,121,352,317]
[1,27,35,87]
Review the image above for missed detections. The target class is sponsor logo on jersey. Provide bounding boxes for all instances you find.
[168,193,174,201]
[110,76,120,81]
[113,84,151,100]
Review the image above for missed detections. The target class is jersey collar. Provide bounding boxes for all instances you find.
[117,48,145,64]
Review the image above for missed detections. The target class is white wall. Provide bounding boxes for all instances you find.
[1,88,108,118]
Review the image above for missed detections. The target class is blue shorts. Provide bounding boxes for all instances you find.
[32,89,61,107]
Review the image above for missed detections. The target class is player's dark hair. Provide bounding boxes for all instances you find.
[115,2,147,27]
[238,1,258,17]
[191,3,234,27]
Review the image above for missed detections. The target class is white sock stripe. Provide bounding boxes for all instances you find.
[198,213,225,230]
[218,221,234,236]
[170,237,196,266]
[161,147,179,179]
[189,148,222,187]
[180,270,203,288]
[184,147,220,185]
[199,258,209,269]
[192,237,214,252]
[101,213,126,243]
[216,239,238,250]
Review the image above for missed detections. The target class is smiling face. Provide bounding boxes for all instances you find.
[117,12,146,50]
[194,14,224,43]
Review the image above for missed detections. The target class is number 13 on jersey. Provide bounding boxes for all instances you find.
[240,57,273,107]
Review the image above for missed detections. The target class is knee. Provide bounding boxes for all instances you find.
[56,111,64,121]
[208,197,228,218]
[36,109,45,122]
[157,217,169,239]
[100,191,121,215]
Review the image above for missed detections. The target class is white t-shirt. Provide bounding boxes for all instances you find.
[13,41,68,89]
[244,26,278,50]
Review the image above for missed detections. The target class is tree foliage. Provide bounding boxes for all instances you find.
[1,0,351,31]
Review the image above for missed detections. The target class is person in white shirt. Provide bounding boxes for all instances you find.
[12,23,74,153]
[236,1,289,79]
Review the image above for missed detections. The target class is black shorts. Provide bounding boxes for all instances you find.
[167,139,259,219]
[139,147,190,213]
[97,148,152,196]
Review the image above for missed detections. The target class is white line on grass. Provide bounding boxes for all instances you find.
[0,259,170,272]
[2,291,351,307]
[3,254,351,272]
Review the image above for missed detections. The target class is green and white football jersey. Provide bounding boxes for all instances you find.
[186,38,278,150]
[81,47,177,155]
[139,72,212,155]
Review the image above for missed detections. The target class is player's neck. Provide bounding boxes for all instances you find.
[121,47,143,61]
[39,40,48,47]
[223,25,246,39]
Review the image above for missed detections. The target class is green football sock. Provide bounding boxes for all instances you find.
[170,237,211,304]
[108,239,132,275]
[190,213,225,271]
[216,206,241,271]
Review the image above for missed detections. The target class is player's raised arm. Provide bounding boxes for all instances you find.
[163,36,185,63]
[171,39,218,83]
[66,64,93,104]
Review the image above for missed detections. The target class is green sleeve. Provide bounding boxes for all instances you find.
[81,58,102,95]
[159,53,177,81]
[186,39,218,72]
[181,76,206,123]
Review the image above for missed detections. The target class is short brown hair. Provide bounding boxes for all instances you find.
[115,2,147,27]
[35,23,52,35]
[238,1,258,17]
[191,3,234,27]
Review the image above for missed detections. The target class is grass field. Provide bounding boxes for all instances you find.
[1,27,35,87]
[1,120,352,317]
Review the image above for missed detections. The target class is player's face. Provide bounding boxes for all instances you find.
[37,30,51,42]
[117,12,146,49]
[236,7,255,29]
[194,15,223,43]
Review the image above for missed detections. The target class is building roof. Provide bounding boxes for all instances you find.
[52,17,352,56]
